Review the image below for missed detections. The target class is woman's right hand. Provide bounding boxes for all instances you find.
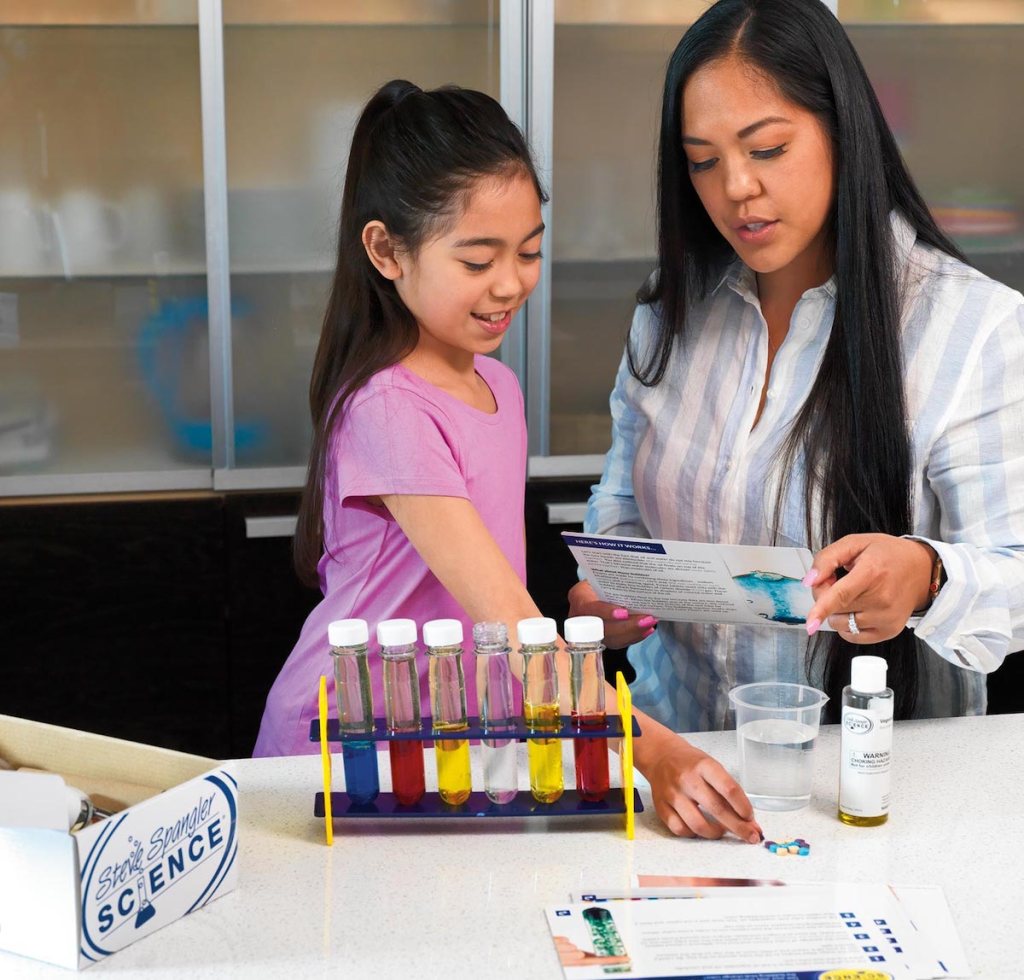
[567,579,658,650]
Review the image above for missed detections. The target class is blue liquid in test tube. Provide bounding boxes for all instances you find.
[329,619,379,805]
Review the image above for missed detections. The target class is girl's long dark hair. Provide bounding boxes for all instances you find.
[638,0,966,719]
[294,79,545,586]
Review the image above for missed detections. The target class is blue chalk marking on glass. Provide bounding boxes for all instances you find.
[732,570,808,624]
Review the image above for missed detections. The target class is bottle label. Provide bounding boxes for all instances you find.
[839,701,893,817]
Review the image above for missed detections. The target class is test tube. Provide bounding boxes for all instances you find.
[378,618,425,806]
[474,622,518,804]
[517,617,563,804]
[566,615,610,802]
[328,619,379,805]
[425,619,471,806]
[582,907,632,974]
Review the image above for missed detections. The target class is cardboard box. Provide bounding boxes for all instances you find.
[0,715,239,970]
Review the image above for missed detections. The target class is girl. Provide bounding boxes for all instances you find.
[253,79,762,846]
[570,0,1024,750]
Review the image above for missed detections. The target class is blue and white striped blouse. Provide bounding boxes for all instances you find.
[585,212,1024,732]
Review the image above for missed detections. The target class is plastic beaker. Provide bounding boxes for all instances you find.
[728,682,828,811]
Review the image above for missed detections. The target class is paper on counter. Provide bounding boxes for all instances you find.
[547,883,937,980]
[891,885,971,978]
[561,879,970,980]
[563,532,832,629]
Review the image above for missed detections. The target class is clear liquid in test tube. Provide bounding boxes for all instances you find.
[328,619,379,805]
[473,621,518,804]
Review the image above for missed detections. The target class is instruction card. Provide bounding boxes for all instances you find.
[546,882,962,980]
[563,532,828,629]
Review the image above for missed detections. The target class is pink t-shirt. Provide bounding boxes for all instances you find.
[253,356,527,757]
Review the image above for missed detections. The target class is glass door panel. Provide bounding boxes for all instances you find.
[221,0,501,477]
[0,3,208,495]
[549,2,704,458]
[840,1,1024,293]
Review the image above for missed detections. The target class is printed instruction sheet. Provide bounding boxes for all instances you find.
[563,532,823,628]
[546,882,953,980]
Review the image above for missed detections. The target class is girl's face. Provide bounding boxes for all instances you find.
[393,172,544,363]
[682,55,835,290]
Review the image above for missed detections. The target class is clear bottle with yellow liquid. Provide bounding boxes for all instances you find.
[838,655,894,827]
[425,619,472,806]
[517,617,563,804]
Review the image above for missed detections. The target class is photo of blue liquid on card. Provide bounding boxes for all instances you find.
[732,570,808,625]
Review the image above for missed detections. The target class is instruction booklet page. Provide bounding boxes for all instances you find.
[563,532,822,628]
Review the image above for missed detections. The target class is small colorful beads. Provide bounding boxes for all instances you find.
[764,838,810,856]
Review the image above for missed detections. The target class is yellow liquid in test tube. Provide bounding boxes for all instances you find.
[434,721,471,805]
[525,701,563,803]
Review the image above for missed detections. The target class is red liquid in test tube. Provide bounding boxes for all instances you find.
[573,712,611,802]
[566,616,610,803]
[388,739,426,805]
[378,618,426,806]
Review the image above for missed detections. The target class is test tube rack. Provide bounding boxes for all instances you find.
[311,673,642,842]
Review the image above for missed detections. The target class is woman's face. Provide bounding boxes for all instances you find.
[682,55,835,289]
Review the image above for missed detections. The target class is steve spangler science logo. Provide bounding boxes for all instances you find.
[77,770,238,963]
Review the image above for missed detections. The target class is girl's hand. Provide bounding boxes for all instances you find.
[567,579,658,650]
[804,533,936,641]
[642,731,762,842]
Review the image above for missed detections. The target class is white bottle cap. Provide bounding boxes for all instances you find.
[422,618,463,647]
[517,617,557,645]
[564,615,603,644]
[851,655,888,694]
[376,618,417,647]
[328,619,368,648]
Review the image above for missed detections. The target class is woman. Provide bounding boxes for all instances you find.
[570,0,1024,736]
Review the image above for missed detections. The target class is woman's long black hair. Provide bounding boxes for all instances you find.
[637,0,966,719]
[294,79,546,586]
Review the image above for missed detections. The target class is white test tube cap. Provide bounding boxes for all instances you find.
[422,618,463,647]
[377,618,418,647]
[851,655,888,694]
[328,618,368,647]
[564,615,604,644]
[517,616,557,645]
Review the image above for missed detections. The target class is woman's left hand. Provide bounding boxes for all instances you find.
[804,533,936,642]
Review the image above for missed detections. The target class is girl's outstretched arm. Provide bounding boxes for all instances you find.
[382,492,762,842]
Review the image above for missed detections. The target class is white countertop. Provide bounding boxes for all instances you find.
[4,714,1023,978]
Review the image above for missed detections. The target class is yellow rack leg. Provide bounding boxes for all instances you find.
[616,672,636,840]
[318,675,334,846]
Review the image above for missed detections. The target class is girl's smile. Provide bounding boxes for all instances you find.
[471,309,514,334]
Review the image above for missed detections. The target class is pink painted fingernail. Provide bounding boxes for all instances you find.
[642,627,656,638]
[637,616,657,628]
[806,617,822,636]
[612,608,629,620]
[749,831,761,845]
[801,569,819,587]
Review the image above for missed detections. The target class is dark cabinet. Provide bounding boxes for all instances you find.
[223,492,320,756]
[0,492,320,759]
[0,495,230,756]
